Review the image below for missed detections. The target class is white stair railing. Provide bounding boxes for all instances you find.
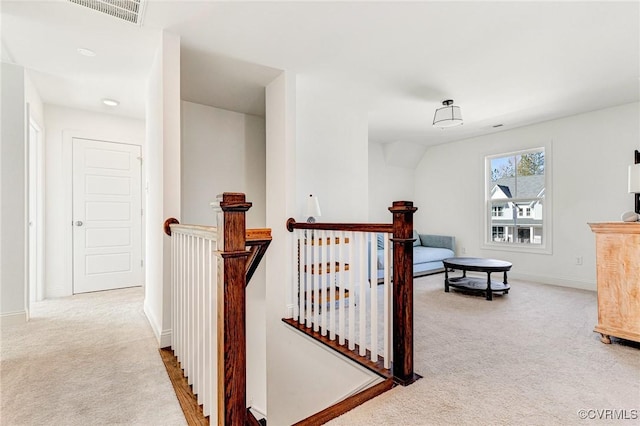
[170,224,218,419]
[291,228,393,368]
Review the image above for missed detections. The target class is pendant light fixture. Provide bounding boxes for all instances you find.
[433,99,463,128]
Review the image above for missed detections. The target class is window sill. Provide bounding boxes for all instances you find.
[481,242,552,255]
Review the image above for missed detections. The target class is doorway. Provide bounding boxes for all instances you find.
[72,138,143,293]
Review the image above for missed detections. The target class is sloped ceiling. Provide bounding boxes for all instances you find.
[382,141,428,170]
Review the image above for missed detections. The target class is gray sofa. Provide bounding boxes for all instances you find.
[375,231,455,278]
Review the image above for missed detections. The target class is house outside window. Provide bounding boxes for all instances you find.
[484,147,551,253]
[492,226,505,241]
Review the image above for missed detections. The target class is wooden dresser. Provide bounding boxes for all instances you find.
[588,222,640,344]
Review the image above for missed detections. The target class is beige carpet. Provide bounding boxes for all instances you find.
[328,274,640,425]
[4,278,638,426]
[0,287,186,426]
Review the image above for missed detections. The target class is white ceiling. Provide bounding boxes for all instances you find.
[2,1,639,147]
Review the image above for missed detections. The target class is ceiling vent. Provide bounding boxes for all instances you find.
[68,0,146,25]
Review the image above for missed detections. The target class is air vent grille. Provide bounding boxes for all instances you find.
[68,0,145,25]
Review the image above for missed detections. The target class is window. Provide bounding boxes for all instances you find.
[485,147,550,252]
[492,226,505,241]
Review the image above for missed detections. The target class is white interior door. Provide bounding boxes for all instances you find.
[72,138,142,294]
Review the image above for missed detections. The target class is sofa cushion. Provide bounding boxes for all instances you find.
[412,230,420,247]
[420,234,455,251]
[378,246,454,268]
[413,246,454,264]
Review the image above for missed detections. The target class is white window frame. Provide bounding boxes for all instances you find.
[483,145,552,254]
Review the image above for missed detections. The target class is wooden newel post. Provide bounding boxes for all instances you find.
[389,200,418,386]
[215,193,252,425]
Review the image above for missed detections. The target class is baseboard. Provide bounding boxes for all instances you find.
[339,375,385,400]
[249,404,267,421]
[285,303,295,318]
[293,378,394,426]
[143,301,173,348]
[160,328,172,348]
[509,272,596,292]
[0,310,27,326]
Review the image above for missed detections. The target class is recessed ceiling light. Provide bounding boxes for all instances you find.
[77,47,96,57]
[102,98,119,107]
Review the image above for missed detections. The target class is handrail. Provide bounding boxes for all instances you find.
[245,228,272,284]
[163,219,271,284]
[168,223,218,240]
[286,217,393,233]
[163,219,272,245]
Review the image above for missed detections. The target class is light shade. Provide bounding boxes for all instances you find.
[433,99,463,128]
[102,98,119,107]
[305,194,322,222]
[77,47,96,57]
[629,164,640,193]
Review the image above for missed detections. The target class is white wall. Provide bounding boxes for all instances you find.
[180,99,267,415]
[144,30,180,347]
[24,71,44,128]
[414,102,640,290]
[180,101,265,227]
[265,73,382,426]
[43,105,145,298]
[0,62,27,323]
[368,142,416,222]
[295,77,369,222]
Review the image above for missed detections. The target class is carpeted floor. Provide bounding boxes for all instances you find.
[2,277,638,426]
[328,274,640,425]
[0,287,186,426]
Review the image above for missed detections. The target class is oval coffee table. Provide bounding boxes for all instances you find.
[443,257,512,301]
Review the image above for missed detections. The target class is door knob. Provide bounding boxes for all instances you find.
[75,221,83,226]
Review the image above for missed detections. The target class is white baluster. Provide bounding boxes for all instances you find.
[337,231,346,345]
[383,232,391,369]
[177,233,182,361]
[370,232,378,362]
[305,230,312,328]
[171,232,175,352]
[201,238,209,417]
[183,234,189,377]
[348,231,355,351]
[181,233,187,365]
[329,230,336,340]
[318,229,327,336]
[189,234,195,384]
[358,232,367,357]
[208,237,217,418]
[196,236,203,400]
[183,235,193,384]
[312,231,320,332]
[193,237,200,398]
[183,233,188,377]
[200,236,206,404]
